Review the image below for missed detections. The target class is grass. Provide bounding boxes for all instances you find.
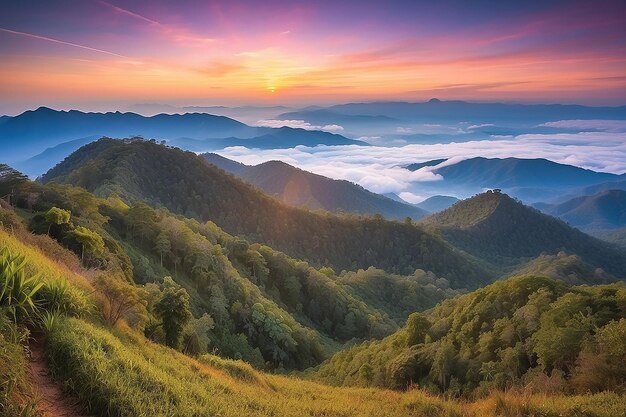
[469,390,626,417]
[0,229,92,295]
[47,317,466,417]
[0,316,37,417]
[46,317,626,417]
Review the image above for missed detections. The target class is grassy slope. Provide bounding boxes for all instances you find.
[2,228,624,417]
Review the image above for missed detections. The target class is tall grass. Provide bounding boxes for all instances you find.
[0,315,37,417]
[0,247,43,323]
[46,317,626,417]
[47,317,465,417]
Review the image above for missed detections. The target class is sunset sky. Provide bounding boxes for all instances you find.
[1,0,625,114]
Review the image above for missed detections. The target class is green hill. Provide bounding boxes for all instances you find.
[312,275,626,396]
[2,164,625,417]
[542,189,626,230]
[40,138,492,288]
[2,165,457,370]
[420,190,626,278]
[202,153,428,220]
[0,211,626,417]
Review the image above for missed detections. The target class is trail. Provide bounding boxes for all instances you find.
[27,335,91,417]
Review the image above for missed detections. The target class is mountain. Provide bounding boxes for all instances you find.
[127,103,294,123]
[202,152,248,174]
[202,154,427,220]
[0,107,256,162]
[2,166,459,370]
[510,252,617,284]
[0,107,367,173]
[169,127,366,152]
[420,190,626,278]
[555,178,626,202]
[3,218,621,415]
[282,99,626,125]
[12,135,100,177]
[40,138,492,287]
[415,195,459,213]
[539,189,626,230]
[406,157,620,202]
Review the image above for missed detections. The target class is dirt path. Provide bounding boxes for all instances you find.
[27,335,91,417]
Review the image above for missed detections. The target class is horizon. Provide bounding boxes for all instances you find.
[1,0,626,115]
[4,96,626,118]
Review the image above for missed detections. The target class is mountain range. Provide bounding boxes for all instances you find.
[280,99,626,126]
[419,189,626,277]
[40,138,491,288]
[39,138,626,285]
[537,189,626,230]
[202,153,427,220]
[406,157,623,202]
[0,107,363,166]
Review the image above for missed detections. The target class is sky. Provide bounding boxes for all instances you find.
[1,0,626,114]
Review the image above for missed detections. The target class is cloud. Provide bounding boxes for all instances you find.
[398,192,426,204]
[468,123,495,130]
[0,27,125,57]
[255,119,344,132]
[215,130,626,197]
[396,127,413,133]
[541,119,626,132]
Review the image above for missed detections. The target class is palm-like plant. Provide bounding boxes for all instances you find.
[0,247,44,322]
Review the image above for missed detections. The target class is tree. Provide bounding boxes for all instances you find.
[70,226,105,264]
[44,206,71,235]
[431,339,456,390]
[405,312,431,346]
[126,202,156,244]
[0,165,28,205]
[94,275,148,327]
[154,231,171,266]
[154,277,192,349]
[183,313,215,355]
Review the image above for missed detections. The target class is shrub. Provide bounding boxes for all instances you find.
[0,247,43,323]
[36,277,92,318]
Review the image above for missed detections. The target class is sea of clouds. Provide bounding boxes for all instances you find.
[215,123,626,202]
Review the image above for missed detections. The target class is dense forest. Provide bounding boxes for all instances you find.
[312,275,626,396]
[2,156,626,416]
[420,190,626,278]
[1,164,456,370]
[40,138,493,287]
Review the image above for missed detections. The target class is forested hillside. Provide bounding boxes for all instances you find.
[40,138,492,287]
[1,165,456,370]
[541,189,626,230]
[2,162,625,417]
[202,153,428,220]
[313,275,626,396]
[420,190,626,278]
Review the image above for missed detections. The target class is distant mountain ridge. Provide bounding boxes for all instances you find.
[0,107,364,163]
[406,157,620,202]
[415,195,460,213]
[280,99,626,125]
[539,189,626,230]
[202,153,427,220]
